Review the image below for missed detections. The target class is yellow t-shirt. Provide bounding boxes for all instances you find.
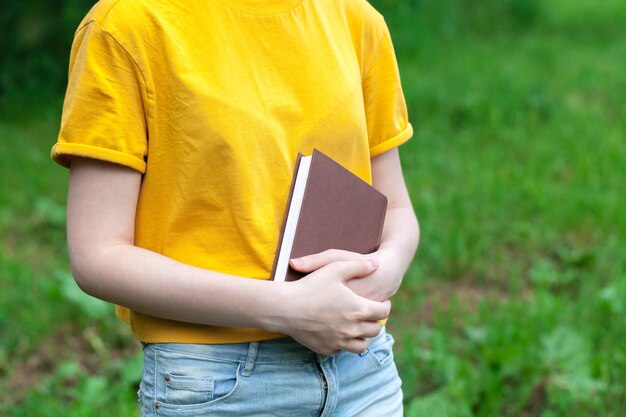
[52,0,413,343]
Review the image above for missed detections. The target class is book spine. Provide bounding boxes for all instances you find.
[269,153,304,281]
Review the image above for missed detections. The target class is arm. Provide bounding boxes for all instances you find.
[289,147,420,301]
[67,157,390,354]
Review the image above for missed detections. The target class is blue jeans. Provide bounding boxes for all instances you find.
[139,328,403,416]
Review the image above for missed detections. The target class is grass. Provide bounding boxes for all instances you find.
[1,0,625,415]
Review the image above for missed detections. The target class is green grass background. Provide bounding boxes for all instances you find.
[1,0,625,415]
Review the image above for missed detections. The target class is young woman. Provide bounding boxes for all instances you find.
[52,0,419,415]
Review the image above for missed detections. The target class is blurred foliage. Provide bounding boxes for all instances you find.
[0,0,95,116]
[371,0,544,55]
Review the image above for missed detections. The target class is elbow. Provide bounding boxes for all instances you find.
[406,206,420,256]
[68,242,119,300]
[68,242,129,302]
[69,252,100,298]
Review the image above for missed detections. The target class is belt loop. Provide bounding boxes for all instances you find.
[242,341,259,377]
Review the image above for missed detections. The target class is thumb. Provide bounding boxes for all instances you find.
[324,259,379,283]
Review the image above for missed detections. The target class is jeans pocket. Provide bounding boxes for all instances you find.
[164,373,214,405]
[366,330,395,368]
[153,346,242,410]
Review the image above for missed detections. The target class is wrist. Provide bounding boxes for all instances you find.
[256,281,296,334]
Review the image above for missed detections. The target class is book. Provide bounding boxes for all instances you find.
[270,149,388,282]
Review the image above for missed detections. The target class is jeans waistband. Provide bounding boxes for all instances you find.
[143,336,317,366]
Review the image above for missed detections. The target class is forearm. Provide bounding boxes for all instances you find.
[375,205,420,297]
[369,147,420,298]
[71,243,289,331]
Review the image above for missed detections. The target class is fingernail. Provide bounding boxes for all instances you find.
[291,258,304,267]
[368,259,379,268]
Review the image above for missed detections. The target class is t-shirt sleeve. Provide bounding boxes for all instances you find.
[363,20,413,158]
[52,21,148,173]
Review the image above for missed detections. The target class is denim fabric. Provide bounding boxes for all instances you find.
[138,328,402,416]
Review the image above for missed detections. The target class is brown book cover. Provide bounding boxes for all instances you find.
[270,149,388,282]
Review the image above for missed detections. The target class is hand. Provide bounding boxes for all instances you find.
[276,259,391,355]
[289,248,403,302]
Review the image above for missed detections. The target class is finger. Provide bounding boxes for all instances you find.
[359,299,391,322]
[342,338,370,355]
[325,259,379,282]
[290,249,364,272]
[359,320,383,339]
